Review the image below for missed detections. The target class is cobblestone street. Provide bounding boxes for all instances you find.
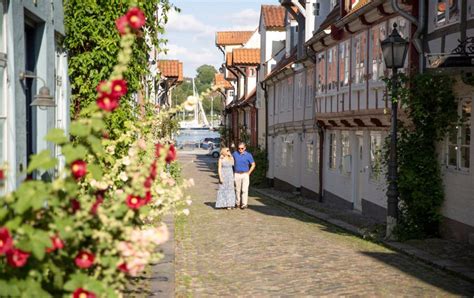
[175,152,474,296]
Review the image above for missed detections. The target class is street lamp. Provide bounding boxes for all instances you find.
[19,72,56,109]
[381,23,409,240]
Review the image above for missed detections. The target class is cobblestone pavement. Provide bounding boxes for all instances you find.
[175,152,474,297]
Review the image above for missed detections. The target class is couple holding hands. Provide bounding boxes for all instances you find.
[215,142,256,210]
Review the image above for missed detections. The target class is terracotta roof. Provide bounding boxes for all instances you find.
[261,5,286,31]
[232,48,260,65]
[158,60,183,81]
[214,73,233,90]
[216,31,254,45]
[226,52,233,66]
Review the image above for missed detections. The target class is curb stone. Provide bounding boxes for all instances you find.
[252,187,474,284]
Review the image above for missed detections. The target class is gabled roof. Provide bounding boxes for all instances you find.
[226,52,233,67]
[158,60,183,82]
[214,73,233,90]
[261,5,286,31]
[232,48,260,65]
[215,31,254,46]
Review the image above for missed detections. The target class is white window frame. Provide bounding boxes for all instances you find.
[339,40,350,88]
[306,67,314,107]
[327,46,338,92]
[306,139,314,172]
[352,31,367,86]
[287,76,293,112]
[370,21,387,82]
[316,52,326,94]
[340,132,351,174]
[445,97,471,172]
[0,0,7,166]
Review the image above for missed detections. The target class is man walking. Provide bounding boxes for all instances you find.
[232,142,256,209]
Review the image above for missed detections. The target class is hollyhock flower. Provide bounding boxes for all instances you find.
[165,144,177,164]
[115,15,129,35]
[72,288,97,298]
[126,7,146,29]
[110,79,127,97]
[149,162,157,180]
[137,139,147,150]
[75,251,95,269]
[118,262,129,274]
[155,143,163,158]
[6,248,30,267]
[0,169,4,180]
[143,191,152,205]
[126,195,144,209]
[0,227,13,255]
[90,196,104,215]
[144,177,153,189]
[96,94,119,112]
[46,235,64,253]
[70,199,81,214]
[154,224,169,246]
[71,160,87,179]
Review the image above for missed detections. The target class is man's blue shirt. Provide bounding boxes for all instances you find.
[232,151,255,173]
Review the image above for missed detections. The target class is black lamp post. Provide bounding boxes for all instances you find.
[381,23,409,239]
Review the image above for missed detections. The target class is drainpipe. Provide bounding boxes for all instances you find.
[317,123,324,202]
[261,81,268,151]
[391,0,424,71]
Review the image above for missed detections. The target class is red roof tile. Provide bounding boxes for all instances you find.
[261,5,286,31]
[232,48,260,65]
[158,60,183,81]
[214,73,233,90]
[216,31,254,45]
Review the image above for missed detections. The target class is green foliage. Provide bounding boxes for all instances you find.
[386,73,459,240]
[63,0,175,137]
[248,147,268,187]
[195,65,217,94]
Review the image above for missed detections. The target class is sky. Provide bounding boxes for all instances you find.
[162,0,274,78]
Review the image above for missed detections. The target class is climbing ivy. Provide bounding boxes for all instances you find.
[386,73,459,240]
[63,0,175,135]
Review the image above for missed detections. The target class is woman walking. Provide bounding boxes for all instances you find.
[215,147,236,209]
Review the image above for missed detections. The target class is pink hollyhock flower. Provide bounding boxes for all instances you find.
[110,79,127,97]
[71,160,87,179]
[6,248,30,267]
[72,288,97,298]
[90,195,104,215]
[75,251,95,269]
[126,7,146,29]
[117,262,129,274]
[115,15,129,35]
[96,80,110,95]
[46,235,64,253]
[96,93,119,112]
[0,227,13,255]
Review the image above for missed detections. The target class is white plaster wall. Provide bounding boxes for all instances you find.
[300,132,319,193]
[293,71,305,122]
[244,30,260,49]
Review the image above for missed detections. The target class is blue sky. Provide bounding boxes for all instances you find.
[162,0,275,77]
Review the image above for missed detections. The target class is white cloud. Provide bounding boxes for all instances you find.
[161,44,221,77]
[166,10,216,35]
[229,9,260,27]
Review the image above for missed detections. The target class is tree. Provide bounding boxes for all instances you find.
[195,65,217,94]
[172,79,193,106]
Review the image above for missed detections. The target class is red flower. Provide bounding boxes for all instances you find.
[165,144,177,164]
[72,288,97,298]
[46,235,64,253]
[0,169,4,180]
[90,196,104,215]
[6,248,30,267]
[110,79,128,97]
[96,93,120,112]
[144,177,153,189]
[0,227,13,255]
[126,7,146,29]
[71,160,87,179]
[75,251,95,269]
[70,199,81,214]
[149,162,157,180]
[126,194,144,209]
[144,191,152,204]
[115,15,129,35]
[117,262,129,273]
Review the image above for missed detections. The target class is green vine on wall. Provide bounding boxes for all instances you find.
[385,73,459,240]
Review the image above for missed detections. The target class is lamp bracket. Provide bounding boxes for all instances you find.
[452,37,474,56]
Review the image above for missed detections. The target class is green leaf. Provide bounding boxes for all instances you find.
[27,150,57,173]
[90,118,106,132]
[62,144,88,163]
[69,121,91,137]
[5,217,22,230]
[45,128,69,144]
[87,135,104,155]
[87,163,103,180]
[30,230,51,261]
[0,280,21,296]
